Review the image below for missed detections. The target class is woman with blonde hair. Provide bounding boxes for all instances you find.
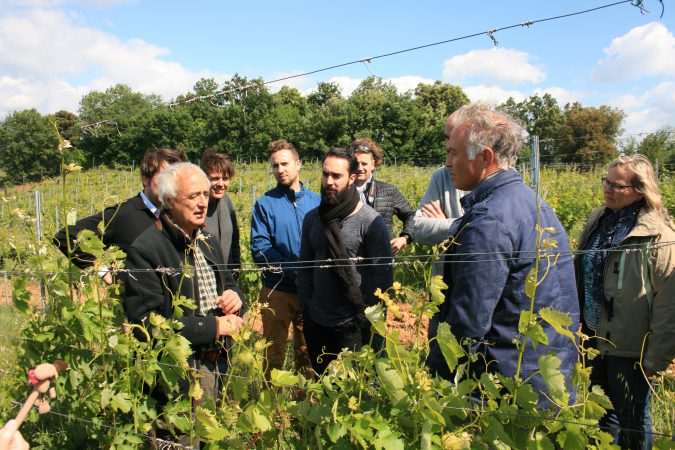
[576,154,674,449]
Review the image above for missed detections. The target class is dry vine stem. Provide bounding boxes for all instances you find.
[14,360,68,428]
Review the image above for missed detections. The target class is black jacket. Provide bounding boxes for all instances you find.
[364,180,415,241]
[53,194,157,269]
[123,213,245,347]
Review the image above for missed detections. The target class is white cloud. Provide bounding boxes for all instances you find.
[0,8,229,116]
[443,48,545,85]
[386,75,435,94]
[593,22,675,83]
[611,82,675,135]
[327,76,362,97]
[463,85,526,104]
[2,0,133,7]
[532,87,583,107]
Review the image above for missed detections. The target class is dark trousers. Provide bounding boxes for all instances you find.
[590,355,652,450]
[303,312,372,375]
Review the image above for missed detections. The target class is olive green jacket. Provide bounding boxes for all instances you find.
[576,206,675,372]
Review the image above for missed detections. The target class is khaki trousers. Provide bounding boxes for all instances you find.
[259,287,313,378]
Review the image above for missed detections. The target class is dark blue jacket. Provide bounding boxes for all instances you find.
[250,183,320,293]
[426,169,579,406]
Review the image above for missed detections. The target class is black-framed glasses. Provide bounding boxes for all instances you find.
[602,177,636,191]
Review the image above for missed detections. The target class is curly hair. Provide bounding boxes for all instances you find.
[453,102,525,168]
[350,137,384,167]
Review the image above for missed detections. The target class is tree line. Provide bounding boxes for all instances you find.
[0,75,672,185]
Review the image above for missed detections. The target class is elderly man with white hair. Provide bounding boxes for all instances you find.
[123,162,244,409]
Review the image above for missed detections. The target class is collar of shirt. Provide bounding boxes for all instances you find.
[139,191,161,219]
[356,177,373,203]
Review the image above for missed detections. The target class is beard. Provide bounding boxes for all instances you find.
[320,184,349,206]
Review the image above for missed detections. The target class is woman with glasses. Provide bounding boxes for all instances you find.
[350,138,415,255]
[576,155,674,450]
[201,148,241,275]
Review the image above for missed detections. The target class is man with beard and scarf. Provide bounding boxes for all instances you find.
[297,148,393,375]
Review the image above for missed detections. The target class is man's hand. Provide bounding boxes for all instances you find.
[217,289,242,315]
[420,200,446,219]
[216,314,244,337]
[0,420,29,450]
[390,237,408,255]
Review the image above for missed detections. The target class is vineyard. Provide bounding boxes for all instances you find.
[0,162,673,449]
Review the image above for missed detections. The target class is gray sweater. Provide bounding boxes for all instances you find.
[297,203,393,327]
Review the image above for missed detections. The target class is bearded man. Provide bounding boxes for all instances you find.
[297,148,393,375]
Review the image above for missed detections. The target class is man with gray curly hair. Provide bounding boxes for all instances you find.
[426,103,580,408]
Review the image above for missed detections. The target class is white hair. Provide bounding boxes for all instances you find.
[453,102,526,168]
[156,162,208,208]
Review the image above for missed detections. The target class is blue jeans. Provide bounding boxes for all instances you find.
[590,355,652,450]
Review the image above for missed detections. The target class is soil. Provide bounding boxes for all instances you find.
[250,302,428,348]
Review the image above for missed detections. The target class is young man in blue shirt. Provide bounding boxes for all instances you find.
[251,139,320,378]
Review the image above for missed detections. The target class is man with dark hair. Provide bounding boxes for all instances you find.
[53,147,185,283]
[250,139,320,378]
[297,148,393,374]
[201,148,240,273]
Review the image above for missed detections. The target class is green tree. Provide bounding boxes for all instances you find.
[635,127,674,169]
[305,82,348,156]
[78,84,163,165]
[0,109,60,184]
[558,103,625,165]
[500,94,564,163]
[410,81,469,165]
[344,77,417,162]
[49,110,81,149]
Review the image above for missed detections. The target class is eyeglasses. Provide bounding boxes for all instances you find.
[602,177,636,191]
[351,144,372,153]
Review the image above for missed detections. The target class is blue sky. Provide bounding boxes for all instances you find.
[0,0,673,137]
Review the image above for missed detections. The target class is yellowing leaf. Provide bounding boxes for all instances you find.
[63,163,82,172]
[539,307,575,342]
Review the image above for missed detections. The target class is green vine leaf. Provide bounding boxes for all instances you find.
[538,353,570,405]
[538,307,575,342]
[11,277,30,314]
[374,359,409,408]
[365,302,387,337]
[237,404,272,433]
[373,427,405,450]
[270,369,305,388]
[436,323,464,372]
[196,406,229,441]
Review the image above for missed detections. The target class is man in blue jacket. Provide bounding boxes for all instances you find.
[426,103,579,407]
[251,139,320,378]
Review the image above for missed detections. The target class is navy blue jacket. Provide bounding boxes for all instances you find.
[426,169,579,406]
[250,183,320,293]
